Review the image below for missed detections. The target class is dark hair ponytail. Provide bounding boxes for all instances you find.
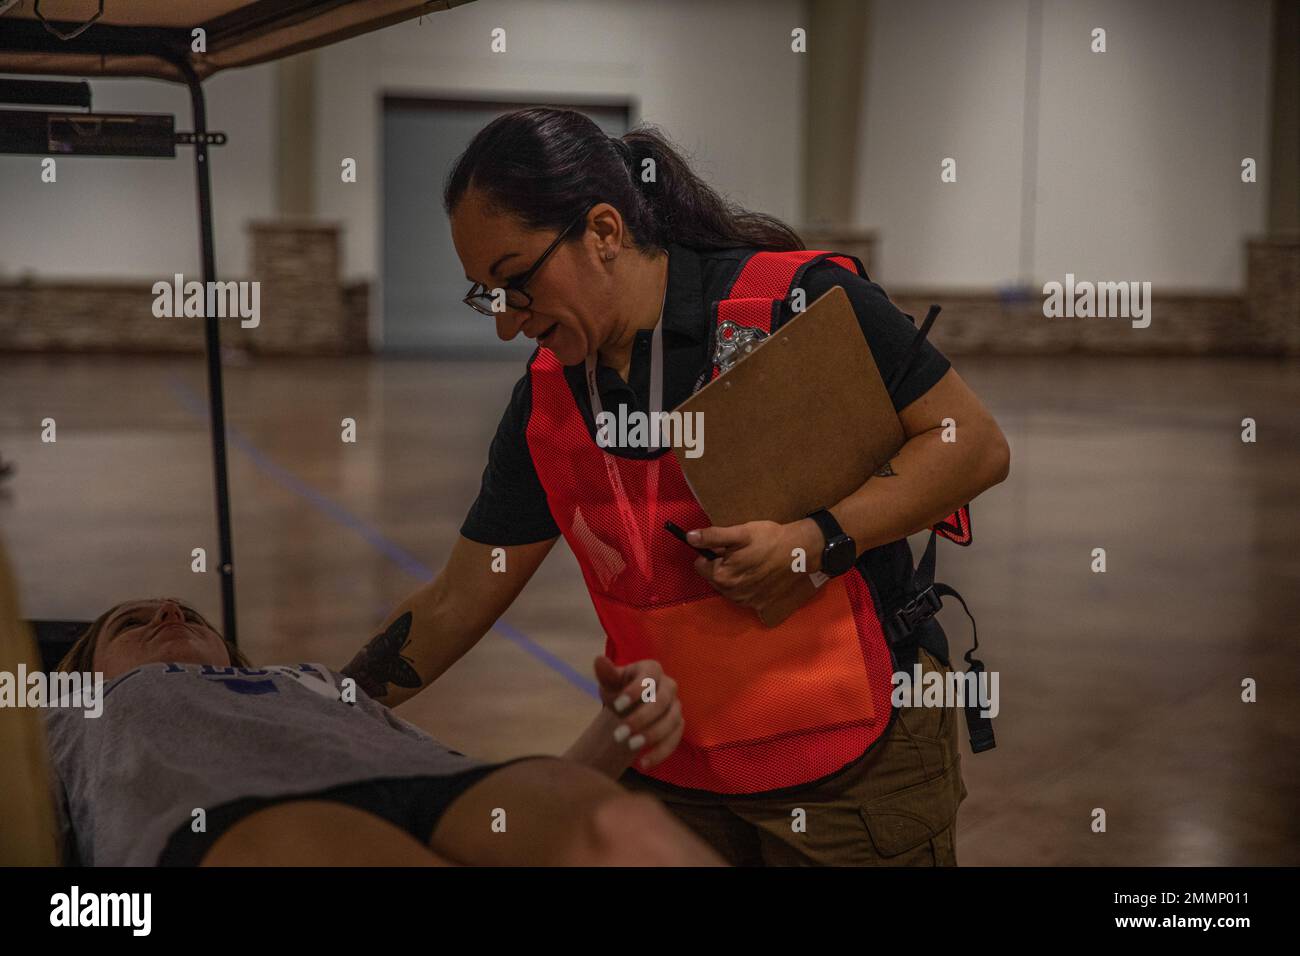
[443,107,803,254]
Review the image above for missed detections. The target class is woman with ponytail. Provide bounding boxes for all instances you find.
[343,107,1009,865]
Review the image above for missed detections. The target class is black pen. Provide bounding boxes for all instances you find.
[664,520,719,560]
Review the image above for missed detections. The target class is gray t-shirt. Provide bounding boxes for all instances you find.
[43,662,488,866]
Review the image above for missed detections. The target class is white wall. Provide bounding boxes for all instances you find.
[314,0,807,284]
[856,0,1273,291]
[0,65,276,281]
[0,0,807,288]
[1,0,1275,294]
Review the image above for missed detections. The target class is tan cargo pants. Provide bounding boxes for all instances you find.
[621,647,968,866]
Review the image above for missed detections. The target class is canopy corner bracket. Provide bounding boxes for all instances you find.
[33,0,104,42]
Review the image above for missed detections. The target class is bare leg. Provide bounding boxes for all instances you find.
[200,800,452,866]
[429,757,725,866]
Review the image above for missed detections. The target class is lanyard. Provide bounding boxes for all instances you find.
[584,299,665,425]
[583,285,667,578]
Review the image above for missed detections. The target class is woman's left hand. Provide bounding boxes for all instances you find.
[688,520,824,621]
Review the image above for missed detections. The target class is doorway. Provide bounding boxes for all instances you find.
[381,97,632,356]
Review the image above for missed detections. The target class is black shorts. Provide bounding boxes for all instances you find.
[158,758,536,866]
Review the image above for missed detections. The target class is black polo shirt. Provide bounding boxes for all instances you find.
[459,242,951,546]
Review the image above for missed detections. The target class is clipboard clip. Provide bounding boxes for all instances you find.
[712,319,768,374]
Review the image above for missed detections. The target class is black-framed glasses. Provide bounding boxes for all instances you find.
[462,202,597,317]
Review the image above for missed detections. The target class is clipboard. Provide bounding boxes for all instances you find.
[673,284,904,528]
[670,285,908,626]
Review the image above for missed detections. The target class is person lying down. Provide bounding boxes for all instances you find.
[45,598,721,866]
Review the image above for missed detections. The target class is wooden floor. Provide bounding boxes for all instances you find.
[2,353,1297,865]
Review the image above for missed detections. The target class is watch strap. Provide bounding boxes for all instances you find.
[806,508,845,544]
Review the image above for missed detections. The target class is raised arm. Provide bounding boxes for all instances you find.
[341,534,556,707]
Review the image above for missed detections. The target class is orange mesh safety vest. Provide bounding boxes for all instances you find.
[526,248,976,795]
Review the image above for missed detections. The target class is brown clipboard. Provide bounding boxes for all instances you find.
[671,285,905,624]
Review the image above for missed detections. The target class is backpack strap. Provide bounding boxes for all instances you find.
[874,299,989,750]
[885,302,972,547]
[897,532,995,753]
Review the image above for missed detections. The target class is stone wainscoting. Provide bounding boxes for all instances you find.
[803,230,1296,357]
[0,221,368,355]
[1246,234,1300,355]
[886,290,1257,356]
[2,225,1295,357]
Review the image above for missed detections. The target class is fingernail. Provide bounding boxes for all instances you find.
[687,530,700,542]
[612,694,631,713]
[613,724,631,743]
[627,734,645,750]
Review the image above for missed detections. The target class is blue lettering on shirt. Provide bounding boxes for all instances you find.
[153,663,329,696]
[212,678,279,695]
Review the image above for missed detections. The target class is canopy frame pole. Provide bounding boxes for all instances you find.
[178,61,238,646]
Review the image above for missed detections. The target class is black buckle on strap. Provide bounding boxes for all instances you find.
[886,586,942,645]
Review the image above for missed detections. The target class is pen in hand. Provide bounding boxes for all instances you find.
[664,520,720,560]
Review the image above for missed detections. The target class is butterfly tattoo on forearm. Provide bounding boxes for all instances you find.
[341,612,423,700]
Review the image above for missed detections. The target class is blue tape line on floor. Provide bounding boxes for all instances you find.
[168,377,600,700]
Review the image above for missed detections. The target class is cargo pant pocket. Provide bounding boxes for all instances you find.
[859,755,963,865]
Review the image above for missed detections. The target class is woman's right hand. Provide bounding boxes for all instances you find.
[593,656,684,772]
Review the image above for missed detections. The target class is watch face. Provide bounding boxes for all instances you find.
[824,535,856,575]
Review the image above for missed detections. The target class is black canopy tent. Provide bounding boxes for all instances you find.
[1,0,473,662]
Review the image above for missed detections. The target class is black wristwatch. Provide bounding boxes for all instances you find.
[806,508,856,577]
